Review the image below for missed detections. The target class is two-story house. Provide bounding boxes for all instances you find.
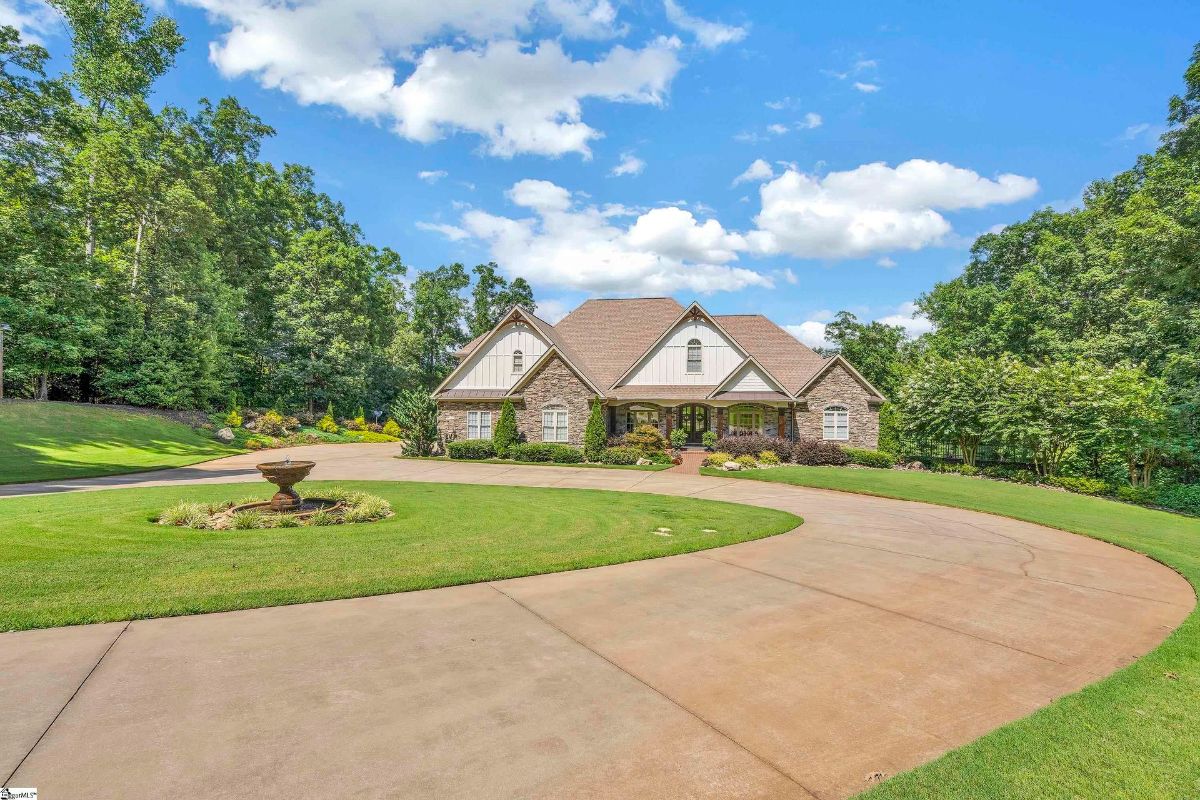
[434,297,885,449]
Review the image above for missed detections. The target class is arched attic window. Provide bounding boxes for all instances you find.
[686,338,702,374]
[512,350,524,374]
[823,405,849,441]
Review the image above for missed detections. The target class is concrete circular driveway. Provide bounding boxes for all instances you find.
[1,444,1192,799]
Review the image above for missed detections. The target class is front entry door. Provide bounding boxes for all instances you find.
[678,405,709,445]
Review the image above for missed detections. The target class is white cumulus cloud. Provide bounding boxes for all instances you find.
[786,321,833,349]
[853,81,881,93]
[731,158,774,186]
[662,0,747,49]
[417,169,447,183]
[424,178,770,294]
[610,152,646,176]
[749,159,1039,259]
[183,0,682,158]
[0,0,58,42]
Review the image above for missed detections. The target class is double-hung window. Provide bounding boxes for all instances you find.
[512,350,524,373]
[467,410,493,439]
[822,405,849,440]
[542,409,568,442]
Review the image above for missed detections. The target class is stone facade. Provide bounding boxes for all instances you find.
[793,362,880,449]
[518,353,596,446]
[438,357,879,451]
[437,400,504,443]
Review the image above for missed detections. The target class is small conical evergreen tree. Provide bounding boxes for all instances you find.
[584,398,606,462]
[494,398,518,457]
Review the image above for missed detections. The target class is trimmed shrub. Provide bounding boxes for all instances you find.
[316,402,339,433]
[843,447,897,469]
[669,427,689,448]
[734,455,758,469]
[704,451,734,468]
[584,399,607,462]
[624,424,667,453]
[598,446,641,465]
[790,438,849,466]
[1046,476,1110,495]
[447,439,497,460]
[935,463,981,476]
[224,407,243,428]
[256,409,286,436]
[342,430,399,443]
[510,443,583,463]
[701,430,718,449]
[1157,484,1200,516]
[494,399,519,457]
[642,450,673,465]
[758,450,781,465]
[716,435,791,462]
[1115,485,1157,505]
[381,419,401,438]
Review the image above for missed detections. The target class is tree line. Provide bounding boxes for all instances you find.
[0,1,534,414]
[823,44,1200,488]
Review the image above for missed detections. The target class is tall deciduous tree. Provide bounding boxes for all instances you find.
[468,262,536,338]
[410,263,469,388]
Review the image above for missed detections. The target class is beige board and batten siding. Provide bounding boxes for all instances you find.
[624,319,743,386]
[442,324,548,392]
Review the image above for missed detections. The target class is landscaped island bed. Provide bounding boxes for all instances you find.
[0,402,239,484]
[701,465,1200,800]
[0,480,800,632]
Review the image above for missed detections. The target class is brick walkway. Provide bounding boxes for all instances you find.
[666,449,708,474]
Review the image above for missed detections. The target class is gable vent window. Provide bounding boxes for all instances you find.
[823,405,849,441]
[512,350,524,374]
[686,338,703,374]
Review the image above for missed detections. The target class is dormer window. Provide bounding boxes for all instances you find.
[686,338,702,373]
[512,350,524,373]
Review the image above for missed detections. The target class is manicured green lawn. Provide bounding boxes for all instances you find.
[0,480,800,631]
[397,455,672,471]
[0,401,240,484]
[702,465,1200,800]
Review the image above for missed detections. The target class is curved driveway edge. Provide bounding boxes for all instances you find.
[2,444,1193,799]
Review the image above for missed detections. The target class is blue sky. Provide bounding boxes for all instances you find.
[7,0,1198,343]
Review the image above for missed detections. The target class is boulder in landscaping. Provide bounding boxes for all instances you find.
[723,461,741,471]
[215,427,235,443]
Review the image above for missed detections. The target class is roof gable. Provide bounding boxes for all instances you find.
[435,306,595,396]
[507,346,605,398]
[552,297,684,389]
[795,354,887,401]
[611,302,748,389]
[709,356,788,397]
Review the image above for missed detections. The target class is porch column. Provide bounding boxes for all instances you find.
[664,406,674,434]
[716,407,726,438]
[777,409,787,438]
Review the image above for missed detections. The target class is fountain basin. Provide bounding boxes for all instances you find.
[256,460,316,511]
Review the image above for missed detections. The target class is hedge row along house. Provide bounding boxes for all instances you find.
[434,298,886,450]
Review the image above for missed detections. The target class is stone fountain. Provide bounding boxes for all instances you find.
[256,457,316,511]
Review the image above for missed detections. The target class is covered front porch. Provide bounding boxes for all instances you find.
[606,397,795,445]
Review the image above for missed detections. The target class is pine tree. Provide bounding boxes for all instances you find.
[494,398,518,457]
[584,398,606,462]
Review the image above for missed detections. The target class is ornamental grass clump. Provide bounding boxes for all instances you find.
[159,501,210,529]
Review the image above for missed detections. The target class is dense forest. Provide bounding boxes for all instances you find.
[826,44,1200,490]
[0,1,534,414]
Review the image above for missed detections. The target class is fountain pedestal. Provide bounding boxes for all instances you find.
[256,460,316,511]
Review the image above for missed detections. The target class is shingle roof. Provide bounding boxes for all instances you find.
[713,314,828,395]
[607,384,717,401]
[709,390,792,402]
[441,298,835,401]
[553,297,685,389]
